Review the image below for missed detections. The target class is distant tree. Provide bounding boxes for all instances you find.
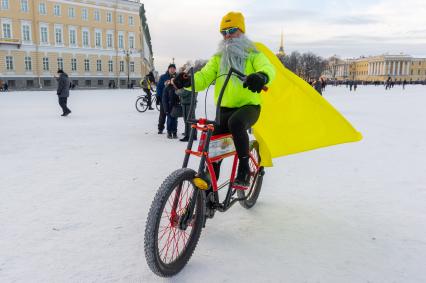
[278,51,326,81]
[183,59,208,72]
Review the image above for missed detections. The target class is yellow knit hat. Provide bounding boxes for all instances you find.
[220,12,245,33]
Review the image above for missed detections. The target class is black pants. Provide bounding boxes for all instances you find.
[158,98,166,132]
[143,88,152,108]
[214,105,261,159]
[182,103,197,138]
[58,97,71,114]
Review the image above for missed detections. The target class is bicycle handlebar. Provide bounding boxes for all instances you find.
[186,67,268,127]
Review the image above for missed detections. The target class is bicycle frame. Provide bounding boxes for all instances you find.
[176,67,261,214]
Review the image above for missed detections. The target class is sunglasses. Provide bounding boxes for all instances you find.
[221,27,239,36]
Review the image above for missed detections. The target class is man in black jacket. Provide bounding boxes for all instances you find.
[56,69,71,116]
[156,64,176,134]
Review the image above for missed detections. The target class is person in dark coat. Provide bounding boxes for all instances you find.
[156,64,176,134]
[56,69,71,116]
[162,81,180,139]
[176,88,197,141]
[312,78,322,95]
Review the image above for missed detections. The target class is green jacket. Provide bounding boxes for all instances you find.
[193,48,275,108]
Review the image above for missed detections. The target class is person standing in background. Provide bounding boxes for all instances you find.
[56,69,71,116]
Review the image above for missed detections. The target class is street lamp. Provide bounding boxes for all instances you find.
[123,49,132,88]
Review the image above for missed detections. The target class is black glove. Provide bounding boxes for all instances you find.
[243,72,268,93]
[173,72,191,89]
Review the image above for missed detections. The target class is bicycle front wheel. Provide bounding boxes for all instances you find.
[135,96,148,112]
[144,168,205,277]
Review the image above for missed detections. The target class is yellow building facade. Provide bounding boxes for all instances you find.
[0,0,152,89]
[329,54,426,82]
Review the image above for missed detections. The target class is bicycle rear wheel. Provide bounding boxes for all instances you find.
[154,97,161,111]
[237,140,264,209]
[135,96,148,112]
[144,168,205,277]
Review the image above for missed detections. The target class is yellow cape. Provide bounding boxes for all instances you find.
[253,43,363,167]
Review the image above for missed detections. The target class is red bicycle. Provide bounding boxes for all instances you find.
[144,68,266,277]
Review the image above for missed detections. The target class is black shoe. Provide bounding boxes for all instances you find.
[61,110,71,117]
[167,132,172,139]
[148,107,154,110]
[158,130,164,134]
[180,136,189,142]
[172,133,178,139]
[234,157,250,187]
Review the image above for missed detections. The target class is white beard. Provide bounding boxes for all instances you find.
[217,34,257,75]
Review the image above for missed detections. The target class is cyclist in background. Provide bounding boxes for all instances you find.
[140,71,156,110]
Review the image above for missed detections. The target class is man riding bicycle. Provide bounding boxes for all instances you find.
[174,11,275,187]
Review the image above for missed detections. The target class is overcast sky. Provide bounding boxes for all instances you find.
[142,0,426,72]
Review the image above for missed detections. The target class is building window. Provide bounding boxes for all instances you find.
[120,61,124,72]
[1,0,9,9]
[129,16,134,26]
[108,60,113,72]
[68,7,75,18]
[22,24,31,42]
[118,14,123,24]
[69,29,76,46]
[82,8,88,20]
[57,57,63,70]
[82,30,89,47]
[53,4,61,16]
[94,10,100,21]
[95,31,101,48]
[129,35,134,49]
[118,34,124,49]
[55,26,63,45]
[43,57,49,71]
[84,59,90,71]
[6,56,14,70]
[39,2,46,14]
[130,61,135,73]
[2,22,11,39]
[96,59,102,72]
[107,33,113,48]
[106,12,112,23]
[71,58,77,71]
[40,26,48,44]
[85,80,91,87]
[25,56,32,71]
[20,0,29,12]
[418,70,420,75]
[98,80,103,86]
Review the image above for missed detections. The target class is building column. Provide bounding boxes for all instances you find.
[396,61,400,76]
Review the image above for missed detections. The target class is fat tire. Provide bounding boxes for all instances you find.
[144,168,205,277]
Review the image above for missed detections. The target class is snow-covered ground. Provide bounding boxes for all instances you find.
[1,85,425,282]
